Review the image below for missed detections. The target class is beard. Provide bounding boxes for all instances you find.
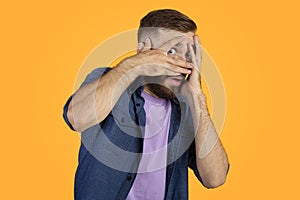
[146,83,177,99]
[143,76,179,99]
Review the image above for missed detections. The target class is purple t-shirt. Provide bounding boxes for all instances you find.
[126,91,172,200]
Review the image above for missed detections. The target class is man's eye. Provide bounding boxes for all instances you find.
[185,52,191,59]
[167,48,176,55]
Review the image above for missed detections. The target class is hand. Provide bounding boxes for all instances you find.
[181,35,203,96]
[125,36,194,77]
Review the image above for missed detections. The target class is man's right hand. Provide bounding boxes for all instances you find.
[118,36,193,77]
[66,36,194,132]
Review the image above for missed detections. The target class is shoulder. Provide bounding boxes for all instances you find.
[80,67,112,88]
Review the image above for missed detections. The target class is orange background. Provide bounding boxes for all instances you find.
[1,0,300,199]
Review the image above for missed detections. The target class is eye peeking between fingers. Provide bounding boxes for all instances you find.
[185,52,191,60]
[167,48,176,55]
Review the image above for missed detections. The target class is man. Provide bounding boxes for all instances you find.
[63,9,229,200]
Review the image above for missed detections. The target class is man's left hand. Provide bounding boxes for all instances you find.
[181,35,203,97]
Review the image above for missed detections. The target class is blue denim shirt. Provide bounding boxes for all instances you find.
[63,67,203,200]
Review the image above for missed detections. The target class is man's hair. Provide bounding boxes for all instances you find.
[138,9,197,40]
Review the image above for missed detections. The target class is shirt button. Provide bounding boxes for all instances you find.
[126,175,132,181]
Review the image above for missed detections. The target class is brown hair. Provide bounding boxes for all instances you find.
[138,9,197,37]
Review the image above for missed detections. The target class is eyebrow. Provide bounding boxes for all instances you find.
[175,42,183,48]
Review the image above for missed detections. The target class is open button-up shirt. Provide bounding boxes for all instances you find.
[63,67,203,200]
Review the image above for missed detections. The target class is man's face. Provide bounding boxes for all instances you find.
[142,29,195,99]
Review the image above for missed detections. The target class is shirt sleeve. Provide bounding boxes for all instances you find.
[62,67,112,131]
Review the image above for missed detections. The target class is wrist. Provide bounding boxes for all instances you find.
[115,57,140,81]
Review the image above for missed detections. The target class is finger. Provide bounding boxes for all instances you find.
[166,64,192,75]
[187,43,198,81]
[194,35,202,67]
[166,55,193,69]
[191,36,202,85]
[159,36,186,51]
[188,43,197,69]
[195,35,201,44]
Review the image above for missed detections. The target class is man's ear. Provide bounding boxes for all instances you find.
[137,37,152,53]
[137,42,145,53]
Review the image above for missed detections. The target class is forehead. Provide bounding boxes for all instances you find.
[158,28,195,38]
[151,28,195,48]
